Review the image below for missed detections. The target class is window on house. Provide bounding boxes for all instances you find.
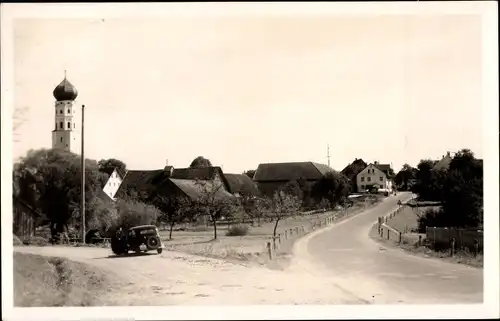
[59,121,63,129]
[361,177,365,182]
[67,109,70,114]
[367,177,371,182]
[380,177,383,181]
[73,123,75,128]
[67,122,71,129]
[361,185,365,189]
[60,137,63,142]
[65,144,68,147]
[60,110,63,114]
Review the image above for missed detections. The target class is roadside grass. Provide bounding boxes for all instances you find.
[371,206,483,268]
[161,195,384,269]
[13,252,120,307]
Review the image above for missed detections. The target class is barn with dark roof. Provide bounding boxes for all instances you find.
[253,161,335,197]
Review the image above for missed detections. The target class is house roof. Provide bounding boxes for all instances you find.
[253,162,334,182]
[170,166,222,180]
[374,163,392,174]
[115,169,165,197]
[169,179,235,202]
[224,173,260,196]
[432,154,453,171]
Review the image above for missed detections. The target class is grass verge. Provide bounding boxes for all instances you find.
[369,216,483,269]
[14,252,117,307]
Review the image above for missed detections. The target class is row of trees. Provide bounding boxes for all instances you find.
[407,149,483,231]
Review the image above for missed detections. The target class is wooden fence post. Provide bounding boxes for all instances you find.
[473,239,479,257]
[289,228,293,236]
[387,228,390,240]
[295,227,299,234]
[450,238,456,257]
[278,233,281,244]
[301,225,305,233]
[284,230,288,239]
[398,232,402,244]
[267,242,273,260]
[418,235,422,247]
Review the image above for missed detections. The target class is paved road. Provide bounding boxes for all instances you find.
[305,192,483,304]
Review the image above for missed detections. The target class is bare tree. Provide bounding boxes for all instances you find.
[194,179,237,240]
[152,194,196,240]
[259,190,302,237]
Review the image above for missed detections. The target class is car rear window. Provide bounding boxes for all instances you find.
[139,229,156,235]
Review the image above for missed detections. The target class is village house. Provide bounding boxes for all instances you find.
[252,161,334,197]
[101,167,127,201]
[432,151,453,171]
[356,161,394,193]
[115,165,235,202]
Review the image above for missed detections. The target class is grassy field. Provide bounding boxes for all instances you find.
[370,206,483,268]
[160,195,384,270]
[13,252,120,307]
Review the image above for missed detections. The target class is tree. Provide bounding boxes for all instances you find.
[415,149,483,230]
[281,180,304,201]
[258,190,302,237]
[310,171,350,207]
[239,195,265,226]
[12,148,109,239]
[244,169,256,179]
[97,158,127,176]
[113,199,161,230]
[190,156,212,168]
[152,194,196,240]
[394,164,417,190]
[194,180,237,239]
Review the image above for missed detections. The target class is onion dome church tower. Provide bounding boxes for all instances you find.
[51,72,80,154]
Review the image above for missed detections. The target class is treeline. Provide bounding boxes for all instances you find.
[399,149,483,231]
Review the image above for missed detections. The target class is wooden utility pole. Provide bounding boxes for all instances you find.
[81,104,86,244]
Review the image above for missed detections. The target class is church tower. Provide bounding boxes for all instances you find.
[51,72,80,154]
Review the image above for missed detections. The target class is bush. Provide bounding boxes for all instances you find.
[22,236,48,246]
[226,224,249,237]
[13,234,23,246]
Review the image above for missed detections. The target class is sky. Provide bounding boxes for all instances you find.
[12,14,484,173]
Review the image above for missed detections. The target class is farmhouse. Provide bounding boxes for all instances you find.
[253,161,334,197]
[115,166,234,202]
[432,151,453,171]
[356,161,394,192]
[101,167,127,200]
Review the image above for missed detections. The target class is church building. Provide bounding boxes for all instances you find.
[51,73,80,154]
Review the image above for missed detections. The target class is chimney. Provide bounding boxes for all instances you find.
[165,159,169,166]
[374,161,379,165]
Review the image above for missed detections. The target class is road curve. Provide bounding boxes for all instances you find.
[292,192,483,304]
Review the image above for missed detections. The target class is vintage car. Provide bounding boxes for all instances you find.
[111,225,164,255]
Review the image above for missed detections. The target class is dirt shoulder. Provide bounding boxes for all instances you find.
[14,252,125,307]
[14,245,364,306]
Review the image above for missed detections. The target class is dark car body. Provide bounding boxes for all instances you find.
[111,225,164,255]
